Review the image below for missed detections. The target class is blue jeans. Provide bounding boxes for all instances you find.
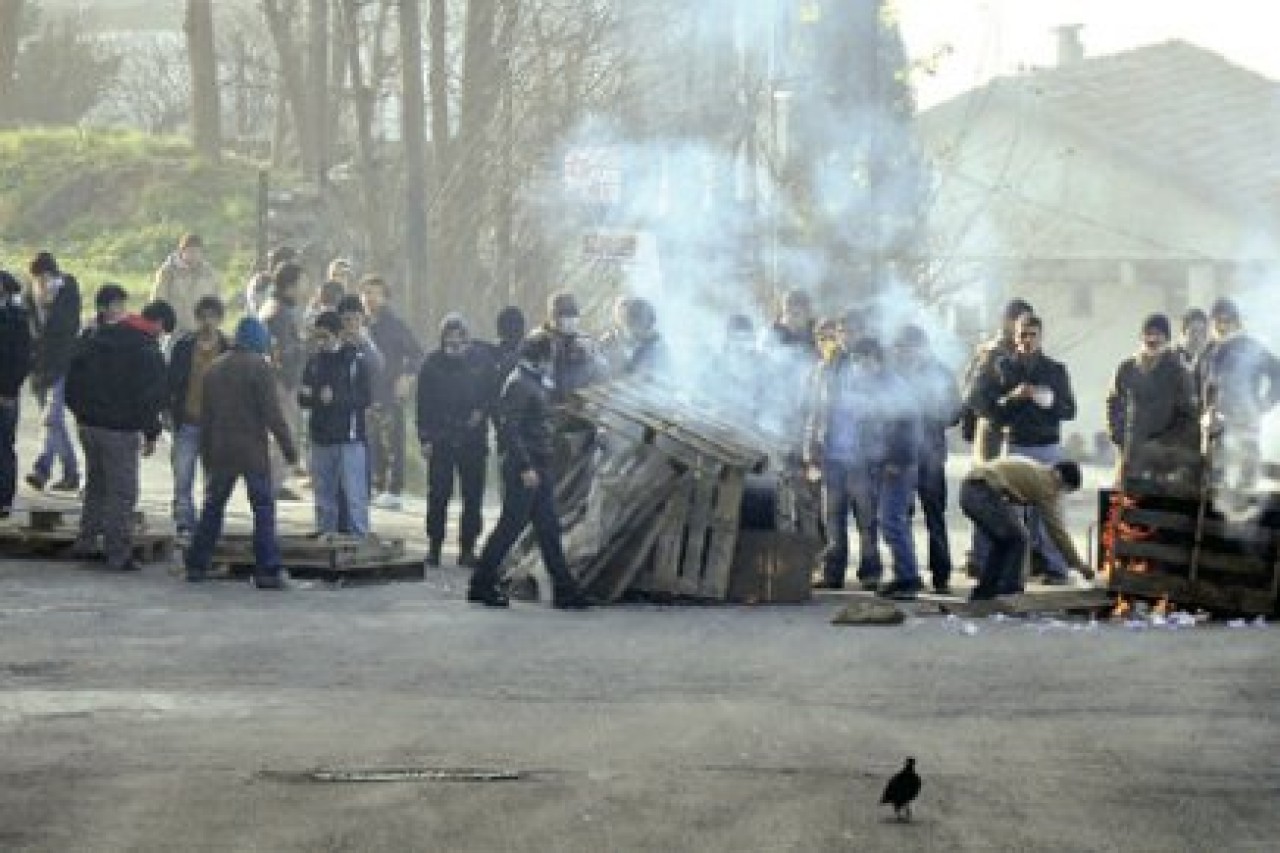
[0,397,19,508]
[185,470,281,575]
[33,377,78,481]
[879,463,921,586]
[311,442,370,535]
[170,424,201,531]
[1007,443,1068,577]
[820,458,883,585]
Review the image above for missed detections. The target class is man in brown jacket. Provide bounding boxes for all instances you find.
[183,317,298,588]
[959,456,1095,600]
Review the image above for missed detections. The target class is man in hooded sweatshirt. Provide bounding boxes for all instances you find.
[64,284,168,572]
[416,314,500,567]
[184,317,298,588]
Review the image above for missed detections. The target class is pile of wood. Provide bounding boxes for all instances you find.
[205,533,417,583]
[0,507,173,563]
[1101,472,1280,616]
[504,378,822,604]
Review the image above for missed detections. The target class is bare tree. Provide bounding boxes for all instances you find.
[306,0,329,184]
[0,0,25,116]
[261,0,313,170]
[400,0,430,318]
[186,0,222,161]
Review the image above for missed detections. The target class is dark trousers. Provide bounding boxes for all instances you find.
[426,441,487,550]
[76,425,140,569]
[469,458,575,595]
[0,397,19,509]
[368,402,406,494]
[185,470,282,577]
[820,458,883,585]
[958,478,1028,599]
[916,448,953,587]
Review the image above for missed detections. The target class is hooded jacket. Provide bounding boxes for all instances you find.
[415,340,500,449]
[24,274,82,390]
[64,315,167,439]
[151,253,218,334]
[299,344,373,445]
[199,347,297,475]
[0,295,32,398]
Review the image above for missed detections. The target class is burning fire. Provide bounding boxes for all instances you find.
[1111,595,1132,619]
[1152,595,1172,617]
[1101,493,1156,574]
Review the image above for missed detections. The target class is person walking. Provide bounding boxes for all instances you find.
[466,332,590,609]
[416,314,499,567]
[0,270,32,518]
[166,296,230,535]
[151,233,219,337]
[299,311,374,537]
[64,284,168,572]
[183,317,299,588]
[23,251,82,493]
[359,276,423,510]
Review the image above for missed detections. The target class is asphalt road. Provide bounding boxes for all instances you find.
[3,407,1279,852]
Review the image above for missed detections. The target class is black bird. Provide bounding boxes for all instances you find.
[881,757,921,822]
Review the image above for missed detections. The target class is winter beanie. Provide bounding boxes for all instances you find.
[234,316,271,354]
[1141,313,1171,340]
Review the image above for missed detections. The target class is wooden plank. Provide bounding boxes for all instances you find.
[700,467,745,600]
[1114,540,1274,576]
[1110,568,1277,616]
[644,475,694,594]
[676,467,721,597]
[1121,507,1279,547]
[0,529,173,563]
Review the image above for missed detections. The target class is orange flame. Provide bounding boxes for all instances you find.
[1111,595,1132,619]
[1152,594,1172,617]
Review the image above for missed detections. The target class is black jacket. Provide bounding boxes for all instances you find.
[25,275,82,390]
[496,364,555,471]
[64,316,167,440]
[367,308,424,405]
[299,345,373,445]
[973,351,1076,447]
[167,331,230,426]
[0,297,32,398]
[1106,350,1196,449]
[415,345,499,449]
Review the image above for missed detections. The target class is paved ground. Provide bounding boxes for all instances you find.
[3,407,1279,852]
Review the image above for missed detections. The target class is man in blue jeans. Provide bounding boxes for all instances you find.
[23,252,82,493]
[166,297,229,535]
[184,318,298,588]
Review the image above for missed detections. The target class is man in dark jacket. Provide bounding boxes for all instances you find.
[1106,313,1197,482]
[894,324,962,593]
[542,291,606,405]
[1196,297,1280,491]
[969,313,1077,582]
[64,284,168,572]
[0,270,32,517]
[599,296,667,379]
[491,305,526,379]
[960,298,1035,461]
[466,332,589,609]
[166,296,229,534]
[184,317,299,588]
[300,311,375,537]
[416,314,499,567]
[359,276,423,510]
[23,251,82,493]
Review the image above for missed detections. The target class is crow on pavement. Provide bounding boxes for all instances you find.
[881,757,921,822]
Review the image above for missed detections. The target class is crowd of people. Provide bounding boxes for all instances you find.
[1,238,1277,608]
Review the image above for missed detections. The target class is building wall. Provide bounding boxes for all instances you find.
[920,94,1280,447]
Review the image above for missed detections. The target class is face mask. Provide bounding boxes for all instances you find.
[555,316,580,335]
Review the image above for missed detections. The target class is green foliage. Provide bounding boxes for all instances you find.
[6,10,122,125]
[0,128,262,298]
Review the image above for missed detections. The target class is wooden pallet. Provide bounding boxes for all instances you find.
[0,523,174,563]
[207,533,409,571]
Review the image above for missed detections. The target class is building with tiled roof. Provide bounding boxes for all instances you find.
[919,31,1280,441]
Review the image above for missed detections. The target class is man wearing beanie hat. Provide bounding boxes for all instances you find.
[23,251,82,493]
[1105,313,1197,483]
[63,284,168,572]
[299,309,374,537]
[184,317,298,588]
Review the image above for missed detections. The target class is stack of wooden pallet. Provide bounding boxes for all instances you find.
[0,507,173,563]
[206,533,415,582]
[1100,475,1280,616]
[504,378,822,604]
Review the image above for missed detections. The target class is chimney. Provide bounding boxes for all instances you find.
[1054,24,1085,66]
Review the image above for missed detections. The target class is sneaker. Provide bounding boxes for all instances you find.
[276,487,303,502]
[49,475,80,492]
[467,586,510,608]
[0,507,10,520]
[812,578,845,590]
[252,570,289,590]
[858,578,882,592]
[876,581,921,601]
[25,471,47,491]
[933,581,952,596]
[373,492,403,511]
[1041,574,1071,587]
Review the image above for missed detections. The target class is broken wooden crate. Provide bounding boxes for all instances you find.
[205,533,419,582]
[504,378,822,604]
[0,507,173,563]
[1099,478,1280,616]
